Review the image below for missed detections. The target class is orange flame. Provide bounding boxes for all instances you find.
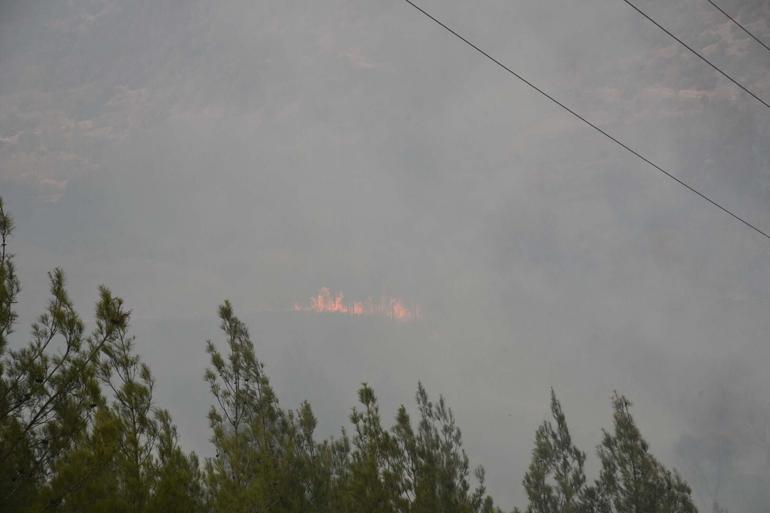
[293,288,421,322]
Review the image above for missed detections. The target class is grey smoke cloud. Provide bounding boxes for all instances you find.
[2,0,769,510]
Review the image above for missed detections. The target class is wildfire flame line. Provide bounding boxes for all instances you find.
[293,288,421,322]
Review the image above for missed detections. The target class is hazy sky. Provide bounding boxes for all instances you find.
[2,0,770,510]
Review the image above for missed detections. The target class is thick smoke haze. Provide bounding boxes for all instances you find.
[2,0,769,510]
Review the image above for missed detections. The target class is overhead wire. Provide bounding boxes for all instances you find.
[706,0,770,52]
[620,0,770,109]
[401,0,770,240]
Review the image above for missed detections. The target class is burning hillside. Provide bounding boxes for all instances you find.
[293,288,421,322]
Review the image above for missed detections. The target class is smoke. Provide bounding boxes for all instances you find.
[2,0,769,510]
[674,357,770,513]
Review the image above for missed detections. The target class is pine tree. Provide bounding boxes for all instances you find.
[147,409,205,513]
[0,198,19,355]
[34,407,122,513]
[321,426,354,513]
[97,313,205,513]
[595,393,697,513]
[204,300,288,513]
[393,382,498,513]
[344,383,406,513]
[521,390,592,513]
[0,269,126,510]
[97,317,160,513]
[0,198,202,512]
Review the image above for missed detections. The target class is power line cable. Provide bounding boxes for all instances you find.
[706,0,770,52]
[401,0,770,241]
[620,0,769,109]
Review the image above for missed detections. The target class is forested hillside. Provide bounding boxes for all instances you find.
[0,196,700,512]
